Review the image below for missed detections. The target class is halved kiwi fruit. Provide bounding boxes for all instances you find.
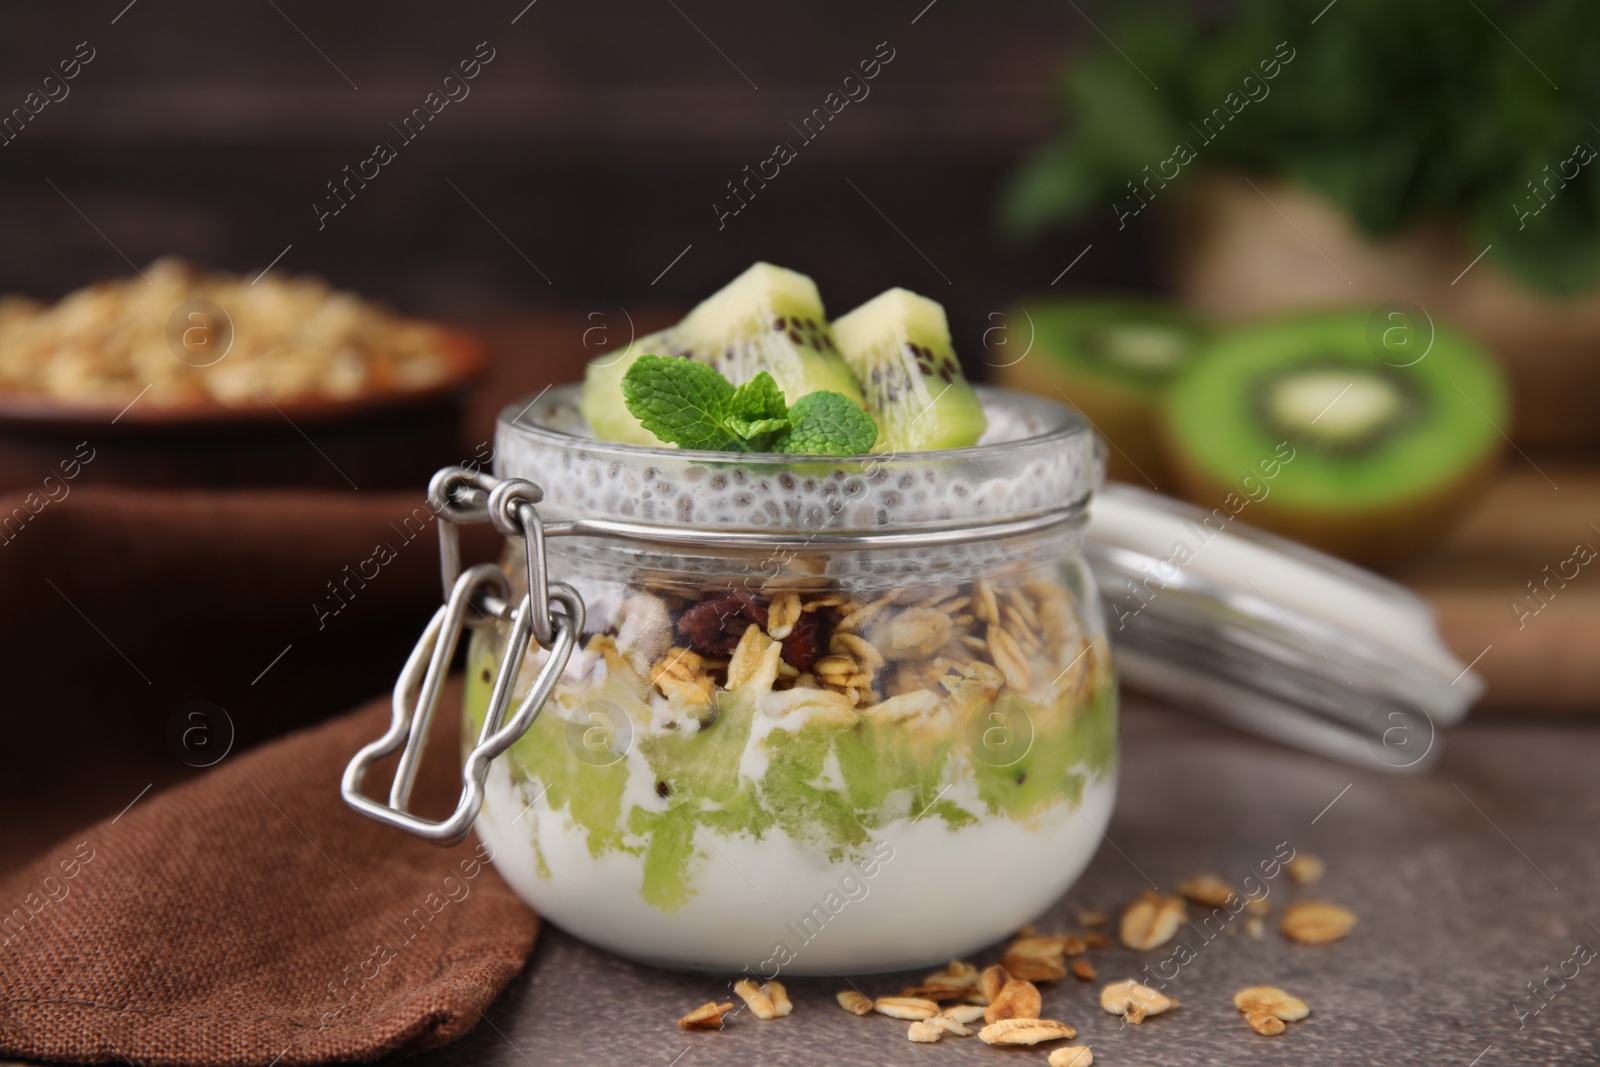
[1160,310,1508,563]
[832,287,987,452]
[996,299,1207,486]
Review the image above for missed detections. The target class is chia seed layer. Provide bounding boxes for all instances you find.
[494,385,1098,533]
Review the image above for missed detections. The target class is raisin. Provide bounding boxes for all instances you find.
[676,591,768,656]
[780,610,827,673]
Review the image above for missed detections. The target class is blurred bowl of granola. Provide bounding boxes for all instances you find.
[0,258,485,490]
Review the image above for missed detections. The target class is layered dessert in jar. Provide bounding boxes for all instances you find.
[464,264,1117,974]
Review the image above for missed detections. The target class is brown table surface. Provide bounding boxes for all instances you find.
[380,697,1599,1067]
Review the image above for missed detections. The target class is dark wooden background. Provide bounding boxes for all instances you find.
[0,0,1169,367]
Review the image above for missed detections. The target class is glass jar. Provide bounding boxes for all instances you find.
[350,384,1115,976]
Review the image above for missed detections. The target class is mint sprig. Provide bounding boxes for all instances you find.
[775,391,880,455]
[620,354,877,456]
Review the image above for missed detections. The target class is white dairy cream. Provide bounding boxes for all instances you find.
[475,758,1117,975]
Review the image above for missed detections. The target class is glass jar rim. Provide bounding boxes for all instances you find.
[493,384,1100,533]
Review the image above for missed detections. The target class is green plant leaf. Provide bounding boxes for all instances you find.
[996,0,1600,295]
[728,371,788,423]
[997,143,1104,242]
[620,355,879,456]
[620,354,742,450]
[726,415,791,441]
[1475,183,1600,296]
[777,391,878,456]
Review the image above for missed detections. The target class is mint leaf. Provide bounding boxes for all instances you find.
[726,415,791,441]
[620,356,878,456]
[726,372,793,446]
[621,354,741,450]
[729,372,788,423]
[777,391,878,456]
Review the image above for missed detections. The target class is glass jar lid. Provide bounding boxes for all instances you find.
[1085,483,1481,773]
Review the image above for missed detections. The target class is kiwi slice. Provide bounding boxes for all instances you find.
[1160,310,1508,563]
[578,328,676,446]
[997,300,1207,487]
[671,261,863,405]
[832,287,987,452]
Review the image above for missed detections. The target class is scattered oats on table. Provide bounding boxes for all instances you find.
[983,978,1042,1024]
[1049,1046,1095,1067]
[923,959,980,989]
[1234,985,1311,1035]
[763,980,793,1017]
[930,1004,984,1035]
[978,1018,1078,1046]
[1120,890,1188,950]
[1281,901,1357,944]
[1100,979,1177,1024]
[733,977,792,1020]
[897,983,969,1002]
[1177,873,1237,909]
[1002,934,1073,981]
[677,1001,734,1030]
[873,996,940,1021]
[835,990,873,1015]
[977,963,1009,1001]
[1286,853,1326,886]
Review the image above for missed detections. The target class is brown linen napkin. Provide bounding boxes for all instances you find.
[0,681,540,1066]
[0,486,532,1064]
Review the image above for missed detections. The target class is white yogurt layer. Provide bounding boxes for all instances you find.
[475,758,1117,975]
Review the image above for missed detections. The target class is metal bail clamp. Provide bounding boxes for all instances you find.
[341,467,585,846]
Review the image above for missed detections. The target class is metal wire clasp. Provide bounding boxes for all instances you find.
[341,467,585,845]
